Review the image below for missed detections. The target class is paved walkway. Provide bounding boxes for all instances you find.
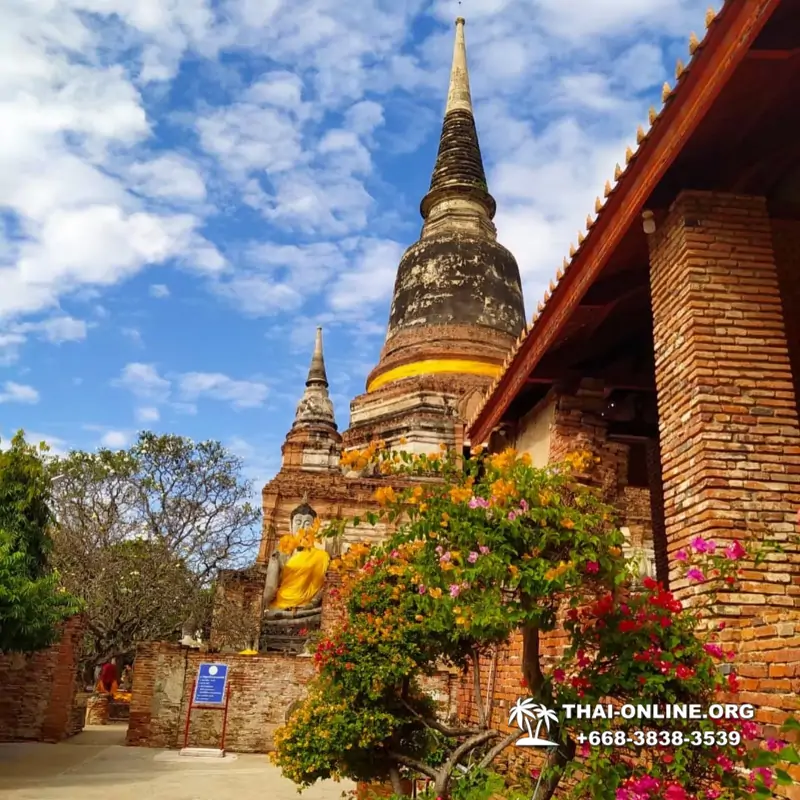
[0,725,353,800]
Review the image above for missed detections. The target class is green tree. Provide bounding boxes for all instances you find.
[49,432,260,672]
[273,445,800,800]
[0,431,80,653]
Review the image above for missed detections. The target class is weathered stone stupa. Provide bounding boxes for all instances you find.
[344,17,526,454]
[215,19,527,646]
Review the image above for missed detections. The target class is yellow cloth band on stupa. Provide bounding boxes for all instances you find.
[367,359,501,392]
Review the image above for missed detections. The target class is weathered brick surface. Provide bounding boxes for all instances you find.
[85,694,110,725]
[648,191,800,770]
[0,615,85,743]
[126,642,316,752]
[772,219,800,420]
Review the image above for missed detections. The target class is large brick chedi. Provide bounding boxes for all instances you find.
[648,191,800,723]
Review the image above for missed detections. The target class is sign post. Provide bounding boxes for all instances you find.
[180,663,231,758]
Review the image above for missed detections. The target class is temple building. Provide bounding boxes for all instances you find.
[257,20,525,560]
[215,18,527,650]
[463,0,800,754]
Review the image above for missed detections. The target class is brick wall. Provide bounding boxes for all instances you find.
[648,191,800,768]
[127,642,316,751]
[772,219,800,421]
[0,615,85,743]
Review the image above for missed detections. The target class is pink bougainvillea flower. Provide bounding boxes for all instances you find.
[704,791,721,800]
[704,643,724,658]
[418,584,426,595]
[519,499,529,512]
[725,541,747,560]
[741,721,760,740]
[691,536,710,553]
[664,785,689,800]
[468,496,489,509]
[765,738,784,752]
[435,545,444,555]
[468,551,479,563]
[675,549,688,561]
[585,561,600,574]
[449,584,461,598]
[440,552,451,562]
[553,668,565,683]
[750,767,773,787]
[716,754,734,772]
[508,511,517,521]
[479,545,490,555]
[687,567,705,582]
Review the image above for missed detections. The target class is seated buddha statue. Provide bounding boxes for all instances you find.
[262,497,340,641]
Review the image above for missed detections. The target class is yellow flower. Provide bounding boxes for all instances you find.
[419,502,428,512]
[440,561,455,572]
[439,442,448,451]
[399,437,407,444]
[429,587,443,599]
[449,485,472,503]
[455,616,467,626]
[415,615,424,622]
[472,444,484,456]
[508,565,519,577]
[278,534,299,555]
[609,546,622,557]
[521,453,532,466]
[374,486,397,506]
[440,513,449,528]
[561,518,575,530]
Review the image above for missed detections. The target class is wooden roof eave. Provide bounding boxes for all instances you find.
[467,0,782,446]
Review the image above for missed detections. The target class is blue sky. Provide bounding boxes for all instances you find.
[0,0,714,492]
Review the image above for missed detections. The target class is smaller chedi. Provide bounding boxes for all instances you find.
[260,496,341,652]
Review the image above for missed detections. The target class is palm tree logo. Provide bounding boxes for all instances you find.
[508,698,558,747]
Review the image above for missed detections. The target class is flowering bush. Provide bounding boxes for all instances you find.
[272,446,800,800]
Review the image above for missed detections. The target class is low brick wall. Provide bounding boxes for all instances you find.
[0,615,85,743]
[126,642,316,752]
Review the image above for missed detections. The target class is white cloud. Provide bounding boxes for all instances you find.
[100,430,131,448]
[135,406,160,423]
[128,155,207,202]
[0,429,67,457]
[0,381,40,404]
[114,362,171,402]
[149,284,170,298]
[121,327,144,345]
[114,362,269,411]
[177,372,269,409]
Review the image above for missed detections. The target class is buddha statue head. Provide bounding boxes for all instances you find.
[290,495,317,537]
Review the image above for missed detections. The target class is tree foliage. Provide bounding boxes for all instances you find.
[273,445,800,800]
[0,431,81,653]
[48,432,260,669]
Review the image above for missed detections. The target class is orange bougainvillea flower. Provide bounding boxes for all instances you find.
[562,518,575,530]
[279,534,299,555]
[429,587,443,599]
[374,486,397,506]
[609,546,622,557]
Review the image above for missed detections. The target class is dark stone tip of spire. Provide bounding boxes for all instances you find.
[306,327,328,386]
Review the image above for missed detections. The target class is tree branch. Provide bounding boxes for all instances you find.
[387,751,438,780]
[399,698,482,737]
[434,730,499,796]
[537,728,576,800]
[522,623,545,699]
[477,728,522,770]
[388,765,406,797]
[471,648,487,728]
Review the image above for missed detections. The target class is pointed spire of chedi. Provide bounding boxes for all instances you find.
[292,328,336,429]
[420,17,496,239]
[363,18,525,395]
[283,327,341,472]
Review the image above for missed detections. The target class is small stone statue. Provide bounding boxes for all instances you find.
[261,497,340,644]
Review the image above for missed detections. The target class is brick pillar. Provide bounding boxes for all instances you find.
[648,191,800,720]
[645,439,669,587]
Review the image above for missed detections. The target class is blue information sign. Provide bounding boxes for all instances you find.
[193,663,229,706]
